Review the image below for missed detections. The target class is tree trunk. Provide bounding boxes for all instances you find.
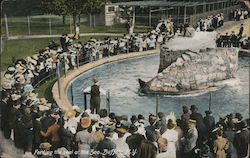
[89,14,92,27]
[93,14,96,27]
[73,14,77,32]
[62,15,66,25]
[78,15,81,25]
[129,6,136,35]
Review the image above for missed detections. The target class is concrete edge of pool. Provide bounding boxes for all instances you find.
[52,49,160,110]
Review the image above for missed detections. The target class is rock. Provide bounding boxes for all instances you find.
[142,33,238,95]
[182,54,191,61]
[175,58,184,66]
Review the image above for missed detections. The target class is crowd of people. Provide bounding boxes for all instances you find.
[216,24,250,49]
[1,93,249,158]
[197,14,225,32]
[0,11,249,158]
[229,8,249,21]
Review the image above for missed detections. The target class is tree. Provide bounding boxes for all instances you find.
[84,0,108,27]
[40,0,108,30]
[40,0,68,24]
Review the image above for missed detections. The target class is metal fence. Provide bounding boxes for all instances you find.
[1,15,88,37]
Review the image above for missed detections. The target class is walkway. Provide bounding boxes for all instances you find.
[217,19,250,36]
[7,33,123,40]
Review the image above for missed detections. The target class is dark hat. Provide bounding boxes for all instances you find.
[155,121,162,129]
[235,113,243,120]
[240,120,248,129]
[182,105,189,113]
[205,110,212,115]
[149,114,157,121]
[138,114,145,120]
[157,112,165,119]
[116,127,127,134]
[129,124,138,133]
[130,115,138,123]
[104,127,115,134]
[189,119,197,124]
[98,109,108,118]
[109,112,116,120]
[190,105,198,111]
[167,119,177,129]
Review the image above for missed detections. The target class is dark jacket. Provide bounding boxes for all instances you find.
[96,138,117,158]
[126,133,145,158]
[233,129,249,158]
[90,84,100,107]
[203,115,215,132]
[138,139,157,158]
[190,112,207,135]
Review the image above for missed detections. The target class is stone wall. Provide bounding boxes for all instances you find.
[147,47,238,94]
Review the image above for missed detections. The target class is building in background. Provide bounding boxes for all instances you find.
[104,0,240,26]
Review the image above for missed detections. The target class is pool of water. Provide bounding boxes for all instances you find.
[68,55,249,120]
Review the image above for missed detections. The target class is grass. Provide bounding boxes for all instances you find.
[1,38,58,71]
[36,78,57,103]
[1,15,150,36]
[1,36,121,71]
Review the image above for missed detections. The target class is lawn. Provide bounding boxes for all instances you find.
[1,36,120,71]
[1,38,58,71]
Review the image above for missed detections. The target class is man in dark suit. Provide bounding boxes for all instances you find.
[0,91,11,139]
[190,105,207,140]
[233,121,249,158]
[238,24,244,38]
[203,110,215,133]
[126,124,145,158]
[230,31,238,47]
[90,78,101,114]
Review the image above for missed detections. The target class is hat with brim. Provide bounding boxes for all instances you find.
[64,109,76,119]
[81,117,91,128]
[39,142,52,150]
[73,105,81,113]
[94,122,103,129]
[28,92,38,100]
[16,65,26,74]
[151,30,156,34]
[116,127,127,134]
[167,119,177,129]
[2,81,12,89]
[39,105,50,112]
[17,76,26,84]
[57,147,70,158]
[104,127,115,134]
[28,63,35,71]
[130,115,137,122]
[219,115,226,120]
[190,105,198,111]
[188,119,197,124]
[128,124,138,133]
[205,110,212,115]
[32,54,39,60]
[4,73,13,79]
[27,56,37,65]
[8,67,16,72]
[40,98,47,105]
[11,94,22,101]
[45,103,52,108]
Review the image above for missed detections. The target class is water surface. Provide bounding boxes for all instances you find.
[68,55,249,120]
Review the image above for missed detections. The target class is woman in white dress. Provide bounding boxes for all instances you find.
[162,119,178,158]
